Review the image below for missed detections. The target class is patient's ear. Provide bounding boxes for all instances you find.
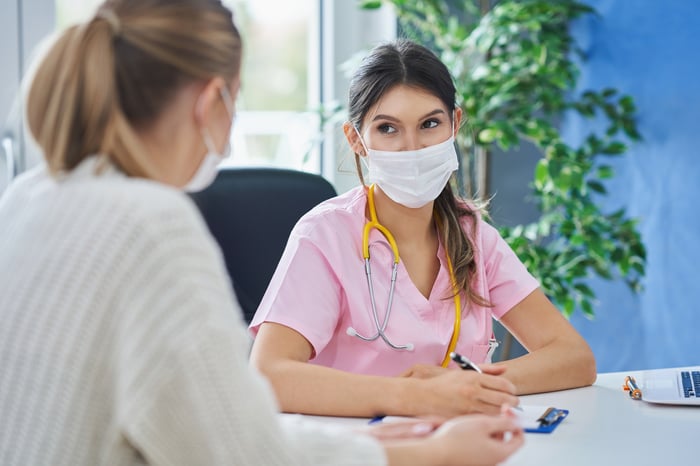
[194,77,227,128]
[343,121,366,157]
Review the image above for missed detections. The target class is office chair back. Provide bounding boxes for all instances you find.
[190,167,337,323]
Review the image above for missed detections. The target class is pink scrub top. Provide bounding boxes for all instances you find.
[249,186,539,376]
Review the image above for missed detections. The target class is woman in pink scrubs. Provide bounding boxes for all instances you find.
[250,39,596,418]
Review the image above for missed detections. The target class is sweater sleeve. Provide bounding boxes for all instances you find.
[113,195,386,466]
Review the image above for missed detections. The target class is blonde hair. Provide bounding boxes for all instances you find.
[26,0,242,178]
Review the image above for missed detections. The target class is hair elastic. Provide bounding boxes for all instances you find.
[97,9,121,37]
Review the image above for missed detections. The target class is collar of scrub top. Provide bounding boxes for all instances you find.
[346,184,462,367]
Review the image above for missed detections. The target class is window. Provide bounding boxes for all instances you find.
[1,0,395,194]
[222,0,321,173]
[0,0,54,195]
[55,0,322,173]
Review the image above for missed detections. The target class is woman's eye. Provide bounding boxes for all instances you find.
[422,119,440,129]
[377,124,396,134]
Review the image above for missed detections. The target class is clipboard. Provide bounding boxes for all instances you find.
[369,404,569,434]
[514,405,569,434]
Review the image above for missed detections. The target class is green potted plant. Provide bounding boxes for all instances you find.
[359,0,646,318]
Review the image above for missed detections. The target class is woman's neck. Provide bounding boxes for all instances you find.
[370,185,436,246]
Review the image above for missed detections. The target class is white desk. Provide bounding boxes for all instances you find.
[287,368,698,465]
[502,368,697,465]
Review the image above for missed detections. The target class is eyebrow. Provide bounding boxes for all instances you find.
[371,108,446,122]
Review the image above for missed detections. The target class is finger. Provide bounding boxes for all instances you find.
[509,426,525,443]
[366,420,440,440]
[470,399,504,415]
[501,403,520,417]
[479,364,507,375]
[484,416,524,436]
[463,378,518,410]
[477,373,517,394]
[475,389,520,413]
[501,428,525,453]
[484,429,525,461]
[398,364,445,379]
[410,414,448,425]
[449,414,522,436]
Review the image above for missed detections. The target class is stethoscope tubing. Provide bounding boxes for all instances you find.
[347,184,459,364]
[348,258,414,351]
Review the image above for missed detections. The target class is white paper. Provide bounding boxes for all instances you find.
[511,404,553,430]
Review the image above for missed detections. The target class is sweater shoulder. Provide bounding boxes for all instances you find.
[73,173,206,235]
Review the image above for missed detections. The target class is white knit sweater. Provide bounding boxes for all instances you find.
[0,158,385,466]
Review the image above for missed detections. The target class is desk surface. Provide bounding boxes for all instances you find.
[287,368,699,465]
[501,368,697,465]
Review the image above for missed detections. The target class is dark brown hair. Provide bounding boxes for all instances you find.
[347,39,489,306]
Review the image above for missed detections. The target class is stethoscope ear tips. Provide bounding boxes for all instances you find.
[346,327,358,337]
[404,343,415,351]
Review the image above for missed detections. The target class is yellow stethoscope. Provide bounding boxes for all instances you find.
[346,184,461,367]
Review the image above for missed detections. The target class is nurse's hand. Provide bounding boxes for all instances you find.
[400,363,507,379]
[407,367,518,416]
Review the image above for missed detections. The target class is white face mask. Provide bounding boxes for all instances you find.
[184,86,235,193]
[356,130,459,208]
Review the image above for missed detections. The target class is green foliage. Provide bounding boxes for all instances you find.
[360,0,646,318]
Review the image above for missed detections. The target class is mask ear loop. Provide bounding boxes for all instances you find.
[201,127,217,154]
[353,126,370,155]
[220,85,236,121]
[351,125,374,182]
[198,84,235,159]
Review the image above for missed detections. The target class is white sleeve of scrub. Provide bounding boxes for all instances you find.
[479,219,540,319]
[250,232,343,358]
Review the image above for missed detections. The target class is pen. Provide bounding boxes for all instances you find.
[623,375,642,400]
[449,351,483,373]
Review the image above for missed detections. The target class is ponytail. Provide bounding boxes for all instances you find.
[26,16,152,177]
[25,0,241,178]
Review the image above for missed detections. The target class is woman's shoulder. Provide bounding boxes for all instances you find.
[292,185,366,238]
[104,177,206,237]
[57,157,207,238]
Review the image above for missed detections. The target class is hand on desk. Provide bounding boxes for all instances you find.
[369,405,524,466]
[363,416,445,440]
[400,363,519,416]
[433,406,524,465]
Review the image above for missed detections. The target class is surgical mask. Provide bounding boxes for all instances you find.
[184,86,235,192]
[356,130,459,208]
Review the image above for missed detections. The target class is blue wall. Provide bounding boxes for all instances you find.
[563,0,700,371]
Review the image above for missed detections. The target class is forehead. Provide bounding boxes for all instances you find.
[365,84,447,121]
